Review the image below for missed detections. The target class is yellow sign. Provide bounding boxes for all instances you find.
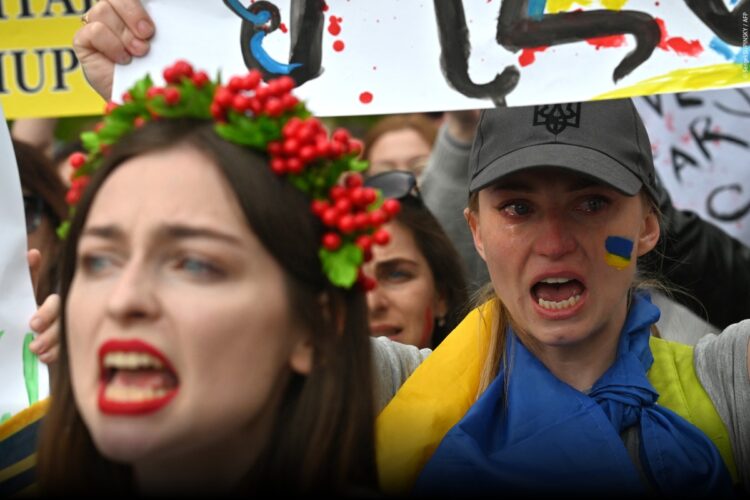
[0,0,104,119]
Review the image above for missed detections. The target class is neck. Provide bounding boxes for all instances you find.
[523,297,629,392]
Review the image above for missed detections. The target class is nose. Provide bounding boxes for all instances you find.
[366,282,389,318]
[106,257,160,324]
[533,213,577,260]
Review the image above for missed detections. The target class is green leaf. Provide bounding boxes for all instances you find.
[319,243,363,288]
[80,131,100,153]
[130,74,154,101]
[349,158,369,172]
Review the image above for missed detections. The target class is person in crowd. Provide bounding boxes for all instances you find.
[377,99,749,496]
[32,61,394,495]
[364,170,468,350]
[14,140,67,304]
[363,114,438,179]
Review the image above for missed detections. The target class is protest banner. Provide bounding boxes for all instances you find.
[0,0,103,119]
[635,86,750,246]
[0,102,49,421]
[113,0,750,116]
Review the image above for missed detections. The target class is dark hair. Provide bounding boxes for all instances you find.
[36,119,377,495]
[363,114,438,161]
[13,139,67,301]
[396,198,469,347]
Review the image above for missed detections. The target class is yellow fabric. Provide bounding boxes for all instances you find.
[0,399,49,441]
[0,455,36,483]
[376,305,736,494]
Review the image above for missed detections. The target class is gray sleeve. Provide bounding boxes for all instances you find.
[421,124,489,291]
[371,336,431,413]
[694,320,750,487]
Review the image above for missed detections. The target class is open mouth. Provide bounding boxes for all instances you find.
[531,277,586,311]
[98,340,179,415]
[370,324,402,338]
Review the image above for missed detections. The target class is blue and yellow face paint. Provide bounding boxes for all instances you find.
[605,236,634,270]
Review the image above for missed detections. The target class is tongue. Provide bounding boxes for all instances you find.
[110,369,178,390]
[534,280,584,302]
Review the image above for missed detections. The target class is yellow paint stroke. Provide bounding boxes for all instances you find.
[594,64,750,101]
[547,0,592,14]
[605,254,630,270]
[601,0,629,9]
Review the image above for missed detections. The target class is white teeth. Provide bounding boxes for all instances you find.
[540,277,573,284]
[103,352,164,370]
[538,294,582,310]
[104,384,169,402]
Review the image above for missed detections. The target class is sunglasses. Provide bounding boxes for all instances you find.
[364,170,422,202]
[23,194,47,234]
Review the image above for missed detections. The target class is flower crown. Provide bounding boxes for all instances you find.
[62,60,400,290]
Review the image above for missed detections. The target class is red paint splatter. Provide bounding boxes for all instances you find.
[680,133,692,144]
[655,17,703,56]
[322,1,328,11]
[333,40,345,52]
[518,46,549,67]
[665,112,674,132]
[586,34,626,49]
[328,15,342,36]
[359,92,373,104]
[279,22,288,33]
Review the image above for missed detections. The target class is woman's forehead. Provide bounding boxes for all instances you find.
[484,167,606,193]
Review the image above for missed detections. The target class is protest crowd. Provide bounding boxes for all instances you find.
[0,0,748,497]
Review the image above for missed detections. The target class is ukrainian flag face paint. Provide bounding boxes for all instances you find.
[605,236,634,270]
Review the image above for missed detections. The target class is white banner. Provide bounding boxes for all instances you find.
[0,105,49,421]
[635,87,750,246]
[113,0,750,116]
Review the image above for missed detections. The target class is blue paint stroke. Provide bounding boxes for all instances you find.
[528,0,546,20]
[709,36,736,60]
[251,32,302,75]
[605,236,634,259]
[225,0,271,24]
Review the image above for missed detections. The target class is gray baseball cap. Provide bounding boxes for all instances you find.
[468,99,658,201]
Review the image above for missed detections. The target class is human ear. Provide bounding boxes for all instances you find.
[464,207,486,261]
[289,333,313,375]
[636,207,660,257]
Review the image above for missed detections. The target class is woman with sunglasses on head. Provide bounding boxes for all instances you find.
[378,100,749,496]
[364,170,468,350]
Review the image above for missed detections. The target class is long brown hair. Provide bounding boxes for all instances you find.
[37,120,377,495]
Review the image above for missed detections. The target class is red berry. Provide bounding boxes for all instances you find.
[121,91,133,103]
[354,212,370,230]
[334,198,352,214]
[329,141,344,158]
[287,157,304,174]
[163,66,178,84]
[382,199,402,217]
[146,87,164,99]
[265,97,283,117]
[359,273,377,291]
[255,85,270,100]
[322,208,339,227]
[345,173,363,188]
[362,188,377,205]
[355,235,372,251]
[348,139,364,156]
[69,152,86,169]
[329,185,347,201]
[281,94,299,110]
[243,70,262,90]
[314,139,331,157]
[192,71,209,88]
[210,102,225,121]
[229,76,244,92]
[369,209,386,227]
[373,229,391,246]
[173,60,194,78]
[295,123,316,143]
[322,232,342,251]
[311,199,329,216]
[65,189,81,205]
[134,116,147,128]
[270,157,287,175]
[214,87,234,107]
[276,76,295,92]
[267,141,283,156]
[363,248,373,262]
[283,138,300,156]
[232,94,251,112]
[299,145,317,164]
[104,101,118,114]
[164,87,181,105]
[249,98,263,114]
[338,214,356,234]
[349,187,366,206]
[267,79,282,96]
[332,128,350,143]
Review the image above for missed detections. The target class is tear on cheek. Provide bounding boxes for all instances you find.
[604,236,634,271]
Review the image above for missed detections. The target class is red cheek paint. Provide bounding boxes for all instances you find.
[419,307,434,348]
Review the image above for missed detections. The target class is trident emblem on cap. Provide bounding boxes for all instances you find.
[533,104,581,135]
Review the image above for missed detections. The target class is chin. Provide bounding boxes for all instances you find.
[87,418,167,464]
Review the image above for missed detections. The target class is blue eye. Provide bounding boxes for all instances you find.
[177,257,224,278]
[80,254,113,274]
[577,196,610,214]
[502,201,532,217]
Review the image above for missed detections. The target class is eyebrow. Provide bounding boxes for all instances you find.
[81,224,243,246]
[375,257,419,270]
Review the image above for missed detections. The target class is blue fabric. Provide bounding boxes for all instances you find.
[415,293,733,497]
